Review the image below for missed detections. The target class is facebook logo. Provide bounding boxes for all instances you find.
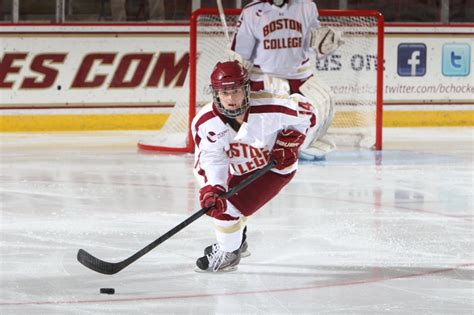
[442,43,470,76]
[398,43,427,77]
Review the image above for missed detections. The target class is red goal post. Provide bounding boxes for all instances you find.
[138,8,384,152]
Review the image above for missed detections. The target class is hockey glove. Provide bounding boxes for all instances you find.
[199,184,227,217]
[271,129,306,170]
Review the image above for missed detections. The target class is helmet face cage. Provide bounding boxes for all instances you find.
[210,61,251,118]
[211,82,250,118]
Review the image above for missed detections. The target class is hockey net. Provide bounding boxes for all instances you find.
[138,8,384,152]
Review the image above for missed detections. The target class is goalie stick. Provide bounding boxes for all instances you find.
[216,0,231,45]
[77,160,277,275]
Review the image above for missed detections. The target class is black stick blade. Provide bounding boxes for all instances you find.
[77,249,123,275]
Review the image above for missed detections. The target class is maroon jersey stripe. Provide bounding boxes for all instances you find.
[195,152,208,184]
[194,111,216,147]
[243,0,267,10]
[194,111,216,132]
[195,133,202,147]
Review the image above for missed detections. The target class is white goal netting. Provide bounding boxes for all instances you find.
[138,9,383,152]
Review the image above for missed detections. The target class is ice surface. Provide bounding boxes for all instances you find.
[0,128,473,314]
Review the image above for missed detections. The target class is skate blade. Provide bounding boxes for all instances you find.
[194,265,238,273]
[241,250,251,258]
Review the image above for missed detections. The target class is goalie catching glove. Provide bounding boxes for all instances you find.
[200,185,227,217]
[310,27,344,58]
[271,129,306,170]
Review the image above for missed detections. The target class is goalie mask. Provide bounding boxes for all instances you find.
[210,60,250,118]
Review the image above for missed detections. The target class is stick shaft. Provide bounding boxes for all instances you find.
[217,0,231,44]
[77,161,276,274]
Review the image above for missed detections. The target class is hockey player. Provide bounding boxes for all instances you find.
[192,60,314,272]
[229,0,343,160]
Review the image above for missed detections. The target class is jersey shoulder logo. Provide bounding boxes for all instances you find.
[206,129,229,143]
[206,131,217,143]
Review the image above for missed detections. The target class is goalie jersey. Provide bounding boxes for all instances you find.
[192,90,316,189]
[231,0,320,80]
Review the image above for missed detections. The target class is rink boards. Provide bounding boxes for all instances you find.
[0,24,472,131]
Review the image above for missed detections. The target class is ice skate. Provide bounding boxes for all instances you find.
[203,226,250,258]
[204,240,250,258]
[195,248,241,273]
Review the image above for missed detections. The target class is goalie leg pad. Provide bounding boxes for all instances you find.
[299,76,335,144]
[262,74,290,93]
[298,76,336,159]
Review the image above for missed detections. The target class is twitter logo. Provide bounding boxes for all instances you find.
[442,43,470,76]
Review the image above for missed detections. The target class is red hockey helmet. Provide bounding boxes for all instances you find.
[210,60,250,118]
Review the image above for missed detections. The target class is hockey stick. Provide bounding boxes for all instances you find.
[216,0,231,44]
[77,160,277,275]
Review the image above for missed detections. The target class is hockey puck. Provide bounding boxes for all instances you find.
[100,288,115,295]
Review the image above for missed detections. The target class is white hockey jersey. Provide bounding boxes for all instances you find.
[192,90,315,189]
[231,0,320,80]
